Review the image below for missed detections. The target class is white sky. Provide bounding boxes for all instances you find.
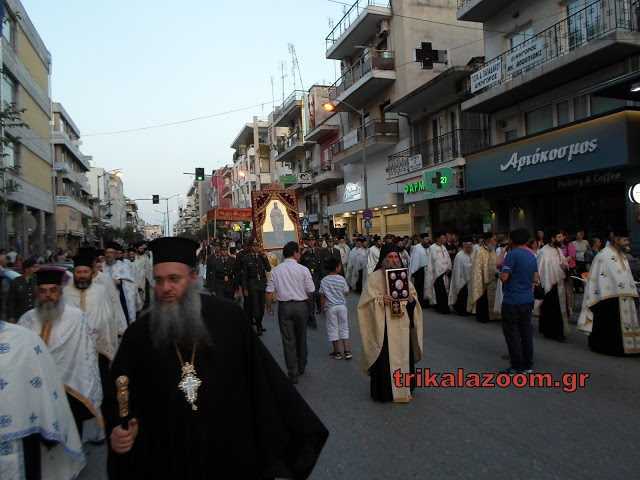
[22,0,344,228]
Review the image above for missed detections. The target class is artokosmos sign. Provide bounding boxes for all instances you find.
[500,138,598,173]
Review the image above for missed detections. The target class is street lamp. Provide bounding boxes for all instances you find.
[97,169,123,248]
[323,100,369,240]
[159,194,182,238]
[154,209,176,237]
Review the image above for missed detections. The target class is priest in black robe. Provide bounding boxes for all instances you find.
[104,237,328,479]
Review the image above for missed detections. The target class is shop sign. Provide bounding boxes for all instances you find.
[279,175,297,184]
[298,172,312,185]
[465,111,640,192]
[500,139,598,173]
[343,182,362,202]
[558,171,622,189]
[408,154,423,172]
[471,58,502,93]
[506,39,544,76]
[343,130,359,150]
[404,180,424,194]
[333,216,348,228]
[403,167,458,202]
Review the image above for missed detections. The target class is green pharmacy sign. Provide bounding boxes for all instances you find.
[424,167,453,193]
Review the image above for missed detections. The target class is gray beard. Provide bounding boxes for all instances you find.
[380,258,402,272]
[105,259,116,266]
[150,284,209,350]
[75,278,92,290]
[36,298,65,328]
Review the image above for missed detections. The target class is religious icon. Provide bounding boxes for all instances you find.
[386,267,409,317]
[252,184,303,252]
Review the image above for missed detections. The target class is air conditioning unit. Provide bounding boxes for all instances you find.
[377,20,389,36]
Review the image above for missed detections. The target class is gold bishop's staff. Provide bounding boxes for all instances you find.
[116,376,130,430]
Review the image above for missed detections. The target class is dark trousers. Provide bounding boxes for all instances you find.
[307,276,320,327]
[434,274,450,314]
[355,270,363,293]
[502,302,534,371]
[278,301,309,381]
[249,290,266,330]
[413,267,429,308]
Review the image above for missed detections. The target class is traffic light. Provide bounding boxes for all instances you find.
[196,168,205,181]
[152,195,159,204]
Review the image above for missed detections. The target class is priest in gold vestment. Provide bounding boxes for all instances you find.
[358,243,423,403]
[467,232,501,322]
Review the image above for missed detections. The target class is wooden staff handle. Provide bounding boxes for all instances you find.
[116,375,129,430]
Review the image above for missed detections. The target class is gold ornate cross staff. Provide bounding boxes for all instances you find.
[116,375,130,430]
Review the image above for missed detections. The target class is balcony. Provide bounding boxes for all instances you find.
[309,163,344,189]
[326,0,392,60]
[386,129,488,180]
[464,0,640,113]
[56,195,92,217]
[457,0,518,22]
[331,118,399,165]
[272,90,305,128]
[222,184,231,199]
[274,132,314,163]
[52,131,90,170]
[330,50,395,108]
[306,120,340,142]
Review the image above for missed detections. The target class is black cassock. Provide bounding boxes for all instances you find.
[104,294,328,479]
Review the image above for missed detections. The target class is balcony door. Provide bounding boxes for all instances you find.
[567,0,603,51]
[432,117,443,164]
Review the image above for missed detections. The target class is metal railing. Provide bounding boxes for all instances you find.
[470,0,639,94]
[331,118,399,156]
[386,129,487,178]
[273,90,305,122]
[326,0,391,51]
[330,50,395,100]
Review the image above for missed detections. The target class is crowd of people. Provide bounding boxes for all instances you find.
[1,226,638,478]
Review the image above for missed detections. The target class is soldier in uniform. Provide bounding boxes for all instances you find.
[7,257,39,323]
[235,240,251,314]
[207,241,237,301]
[299,233,325,328]
[242,238,271,335]
[323,236,343,277]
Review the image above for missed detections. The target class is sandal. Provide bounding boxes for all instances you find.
[329,351,342,360]
[344,350,352,360]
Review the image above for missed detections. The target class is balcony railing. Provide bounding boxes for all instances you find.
[330,50,395,100]
[470,0,639,95]
[326,0,391,51]
[331,118,399,156]
[274,90,305,122]
[386,129,488,179]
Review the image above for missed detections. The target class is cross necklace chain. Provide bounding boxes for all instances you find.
[175,342,202,411]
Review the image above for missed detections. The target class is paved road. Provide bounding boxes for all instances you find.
[80,292,640,479]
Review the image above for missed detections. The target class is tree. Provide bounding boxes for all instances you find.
[123,226,144,245]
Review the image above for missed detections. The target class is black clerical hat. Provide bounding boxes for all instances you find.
[148,237,199,267]
[95,249,105,257]
[35,269,64,285]
[482,231,494,240]
[460,236,474,244]
[78,247,96,259]
[74,255,94,269]
[611,228,630,238]
[419,233,429,239]
[105,241,122,251]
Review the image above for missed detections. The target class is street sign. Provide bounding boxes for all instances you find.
[363,209,373,220]
[364,220,373,229]
[301,217,310,234]
[298,172,312,185]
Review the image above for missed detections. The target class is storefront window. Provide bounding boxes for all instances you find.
[525,104,553,135]
[591,96,627,116]
[573,95,589,121]
[433,197,489,236]
[556,100,570,126]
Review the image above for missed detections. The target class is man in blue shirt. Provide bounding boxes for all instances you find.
[500,228,540,375]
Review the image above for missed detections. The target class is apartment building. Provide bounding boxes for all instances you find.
[456,0,640,242]
[51,103,93,249]
[210,167,231,209]
[1,0,54,255]
[230,117,271,208]
[323,0,485,238]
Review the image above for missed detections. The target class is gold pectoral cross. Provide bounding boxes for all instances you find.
[178,363,202,411]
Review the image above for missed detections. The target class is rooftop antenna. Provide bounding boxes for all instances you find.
[288,43,304,92]
[270,76,275,112]
[279,60,287,106]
